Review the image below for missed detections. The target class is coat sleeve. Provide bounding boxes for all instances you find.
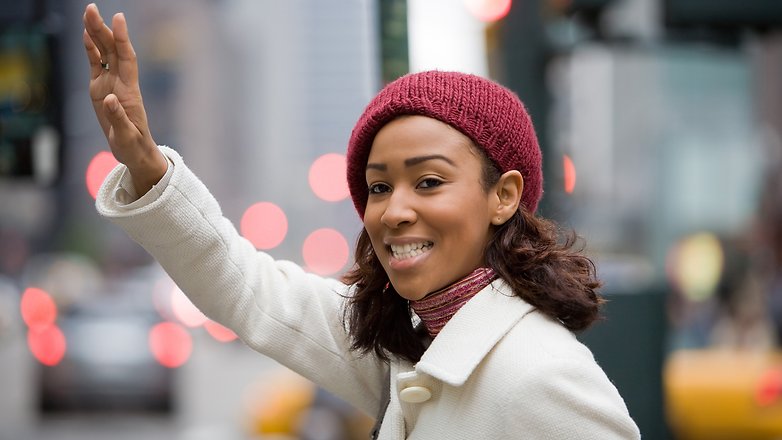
[500,357,641,439]
[95,146,386,416]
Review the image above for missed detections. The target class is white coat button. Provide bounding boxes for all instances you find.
[399,386,431,403]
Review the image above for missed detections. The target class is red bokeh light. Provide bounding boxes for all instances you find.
[302,228,349,276]
[464,0,512,22]
[563,154,576,194]
[204,320,238,343]
[86,151,120,199]
[240,202,288,250]
[309,153,349,202]
[756,369,782,407]
[27,325,66,367]
[20,287,57,332]
[170,286,208,328]
[149,322,192,368]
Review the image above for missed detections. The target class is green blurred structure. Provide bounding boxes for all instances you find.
[580,286,669,440]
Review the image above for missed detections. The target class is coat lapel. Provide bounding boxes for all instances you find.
[415,279,535,386]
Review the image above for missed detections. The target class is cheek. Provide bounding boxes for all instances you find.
[363,212,385,251]
[436,204,493,249]
[433,194,491,228]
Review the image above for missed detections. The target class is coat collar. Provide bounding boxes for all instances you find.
[414,279,535,386]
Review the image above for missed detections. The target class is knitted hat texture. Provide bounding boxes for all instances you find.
[346,70,543,218]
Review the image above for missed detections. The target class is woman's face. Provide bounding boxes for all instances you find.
[363,115,496,301]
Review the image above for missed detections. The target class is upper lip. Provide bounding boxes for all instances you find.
[383,237,433,246]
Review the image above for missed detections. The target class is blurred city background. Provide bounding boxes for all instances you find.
[1,0,782,439]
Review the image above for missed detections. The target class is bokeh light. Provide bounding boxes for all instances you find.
[241,202,288,250]
[204,320,238,343]
[463,0,512,22]
[666,232,724,302]
[757,369,782,407]
[149,322,192,368]
[302,228,349,276]
[563,154,576,194]
[27,325,66,367]
[20,287,57,332]
[308,153,349,202]
[171,286,208,328]
[86,151,119,199]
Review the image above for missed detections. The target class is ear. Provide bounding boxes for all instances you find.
[489,170,523,226]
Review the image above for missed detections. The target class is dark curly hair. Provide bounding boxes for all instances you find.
[342,145,604,364]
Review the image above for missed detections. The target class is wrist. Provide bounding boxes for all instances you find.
[127,148,168,196]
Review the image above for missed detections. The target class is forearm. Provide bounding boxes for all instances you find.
[95,146,386,414]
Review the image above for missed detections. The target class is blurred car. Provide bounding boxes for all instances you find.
[665,349,782,440]
[38,285,173,413]
[244,367,374,440]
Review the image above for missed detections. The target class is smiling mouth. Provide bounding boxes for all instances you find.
[389,242,434,260]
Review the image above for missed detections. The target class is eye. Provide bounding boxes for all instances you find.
[368,183,391,194]
[417,178,443,189]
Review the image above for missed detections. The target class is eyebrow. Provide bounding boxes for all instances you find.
[366,154,456,171]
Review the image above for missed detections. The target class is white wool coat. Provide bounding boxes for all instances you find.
[96,147,640,439]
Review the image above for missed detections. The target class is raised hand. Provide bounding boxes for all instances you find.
[83,3,167,196]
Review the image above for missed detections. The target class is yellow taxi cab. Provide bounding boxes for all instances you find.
[665,349,782,440]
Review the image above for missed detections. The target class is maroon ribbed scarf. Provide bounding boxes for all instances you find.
[411,268,497,339]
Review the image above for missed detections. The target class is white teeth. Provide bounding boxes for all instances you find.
[390,242,433,260]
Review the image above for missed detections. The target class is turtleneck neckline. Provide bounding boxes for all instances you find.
[411,267,497,339]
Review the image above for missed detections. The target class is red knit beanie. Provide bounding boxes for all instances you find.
[346,70,543,219]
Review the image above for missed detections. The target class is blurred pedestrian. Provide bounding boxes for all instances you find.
[753,168,782,345]
[83,3,639,439]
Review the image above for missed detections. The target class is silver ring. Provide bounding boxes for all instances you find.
[100,60,109,71]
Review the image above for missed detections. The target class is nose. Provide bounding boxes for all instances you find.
[381,190,417,229]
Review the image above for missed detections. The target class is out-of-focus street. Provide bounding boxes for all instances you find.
[2,309,283,440]
[3,0,782,439]
[9,414,183,440]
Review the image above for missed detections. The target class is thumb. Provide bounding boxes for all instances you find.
[103,94,139,141]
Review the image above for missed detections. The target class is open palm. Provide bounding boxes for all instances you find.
[83,3,166,195]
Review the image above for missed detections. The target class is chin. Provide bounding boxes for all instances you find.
[391,281,423,301]
[391,284,428,302]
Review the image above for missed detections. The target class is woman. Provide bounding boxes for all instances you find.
[84,4,640,439]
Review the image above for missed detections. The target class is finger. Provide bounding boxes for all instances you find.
[83,3,112,56]
[111,13,139,85]
[104,94,141,143]
[83,3,117,68]
[83,29,104,79]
